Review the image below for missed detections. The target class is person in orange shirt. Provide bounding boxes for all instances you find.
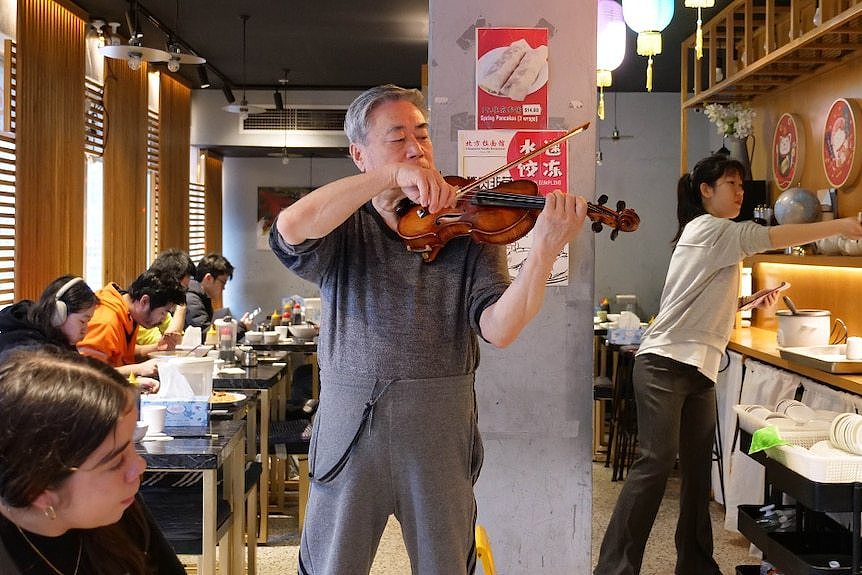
[78,270,186,383]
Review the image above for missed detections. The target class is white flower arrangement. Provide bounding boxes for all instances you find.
[703,102,756,139]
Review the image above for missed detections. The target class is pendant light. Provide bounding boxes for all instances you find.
[223,15,266,116]
[99,0,170,70]
[622,0,674,92]
[684,0,715,60]
[164,1,204,73]
[266,69,293,165]
[596,0,626,119]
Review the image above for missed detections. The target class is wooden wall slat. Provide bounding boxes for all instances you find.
[204,151,223,254]
[157,73,190,252]
[102,58,148,288]
[16,0,85,299]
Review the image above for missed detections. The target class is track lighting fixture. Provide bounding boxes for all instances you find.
[222,85,236,104]
[273,90,284,111]
[197,66,211,89]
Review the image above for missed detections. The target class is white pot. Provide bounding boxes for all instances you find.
[776,309,846,347]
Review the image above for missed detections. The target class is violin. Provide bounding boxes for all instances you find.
[396,123,640,262]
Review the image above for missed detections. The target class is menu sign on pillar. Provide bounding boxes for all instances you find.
[458,129,569,284]
[476,27,549,130]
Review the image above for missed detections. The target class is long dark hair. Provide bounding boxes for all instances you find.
[0,348,151,574]
[28,275,99,344]
[672,154,745,243]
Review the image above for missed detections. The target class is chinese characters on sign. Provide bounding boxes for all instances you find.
[476,27,549,130]
[458,130,569,284]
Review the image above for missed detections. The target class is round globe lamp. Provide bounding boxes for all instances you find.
[622,0,674,91]
[596,0,626,119]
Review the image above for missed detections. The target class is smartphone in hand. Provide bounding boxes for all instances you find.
[738,281,791,312]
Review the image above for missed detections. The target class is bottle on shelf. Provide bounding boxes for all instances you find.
[270,308,281,327]
[292,302,304,326]
[598,297,610,322]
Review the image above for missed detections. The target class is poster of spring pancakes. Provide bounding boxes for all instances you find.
[476,28,549,130]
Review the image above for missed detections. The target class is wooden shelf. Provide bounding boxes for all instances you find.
[742,254,862,267]
[681,1,862,109]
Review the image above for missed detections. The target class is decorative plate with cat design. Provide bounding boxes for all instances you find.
[772,113,803,191]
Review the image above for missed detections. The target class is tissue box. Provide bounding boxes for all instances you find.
[141,395,210,427]
[607,327,644,345]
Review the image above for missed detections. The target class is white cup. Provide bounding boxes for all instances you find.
[846,336,862,360]
[140,405,166,435]
[275,325,289,340]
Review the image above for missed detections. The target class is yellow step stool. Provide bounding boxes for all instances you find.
[475,524,496,575]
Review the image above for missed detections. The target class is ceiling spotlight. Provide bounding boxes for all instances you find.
[197,66,211,89]
[273,90,284,111]
[222,85,235,104]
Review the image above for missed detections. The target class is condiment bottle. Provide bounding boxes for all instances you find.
[205,324,218,346]
[292,302,303,325]
[270,309,281,327]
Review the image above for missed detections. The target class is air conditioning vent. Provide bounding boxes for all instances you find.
[242,107,346,133]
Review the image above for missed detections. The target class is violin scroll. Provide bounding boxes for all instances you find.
[587,196,640,240]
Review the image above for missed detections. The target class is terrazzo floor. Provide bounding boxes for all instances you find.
[226,462,756,574]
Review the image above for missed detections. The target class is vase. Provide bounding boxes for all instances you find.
[718,136,752,180]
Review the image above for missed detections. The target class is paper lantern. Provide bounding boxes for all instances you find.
[596,0,626,119]
[622,0,674,91]
[684,0,715,60]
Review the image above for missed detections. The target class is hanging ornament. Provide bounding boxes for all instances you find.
[622,0,674,92]
[596,0,626,119]
[684,0,715,60]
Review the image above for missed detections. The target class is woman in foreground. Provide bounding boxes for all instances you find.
[0,348,185,574]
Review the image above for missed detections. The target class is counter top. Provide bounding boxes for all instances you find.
[728,327,862,395]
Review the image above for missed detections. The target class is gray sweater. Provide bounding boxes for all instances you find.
[638,214,772,371]
[270,201,510,380]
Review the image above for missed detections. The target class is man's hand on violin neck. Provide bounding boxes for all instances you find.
[391,163,457,214]
[533,191,588,252]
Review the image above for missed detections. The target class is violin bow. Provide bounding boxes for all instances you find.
[454,121,591,199]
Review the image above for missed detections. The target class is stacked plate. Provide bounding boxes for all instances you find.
[775,399,817,423]
[829,413,862,455]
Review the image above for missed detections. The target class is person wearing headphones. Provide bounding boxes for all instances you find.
[0,275,99,354]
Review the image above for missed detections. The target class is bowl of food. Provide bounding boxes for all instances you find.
[244,330,263,344]
[288,324,318,342]
[262,331,280,344]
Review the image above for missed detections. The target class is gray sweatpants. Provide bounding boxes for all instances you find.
[298,371,483,575]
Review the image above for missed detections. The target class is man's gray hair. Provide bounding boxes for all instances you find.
[344,84,426,145]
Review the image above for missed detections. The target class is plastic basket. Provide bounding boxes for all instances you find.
[766,443,862,483]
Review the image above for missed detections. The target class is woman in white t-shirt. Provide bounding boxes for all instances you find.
[595,154,862,575]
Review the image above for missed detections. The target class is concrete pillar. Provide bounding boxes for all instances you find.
[427,2,597,572]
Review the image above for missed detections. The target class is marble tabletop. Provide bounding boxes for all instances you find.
[213,361,291,390]
[136,420,245,469]
[248,339,318,352]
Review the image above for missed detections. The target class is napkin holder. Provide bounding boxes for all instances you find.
[607,311,644,345]
[142,357,214,426]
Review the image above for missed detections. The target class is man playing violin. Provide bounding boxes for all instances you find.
[270,84,587,574]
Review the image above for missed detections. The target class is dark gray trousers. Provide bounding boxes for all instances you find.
[298,372,482,575]
[594,353,723,575]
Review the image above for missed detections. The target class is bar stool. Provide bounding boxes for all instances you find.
[608,346,638,482]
